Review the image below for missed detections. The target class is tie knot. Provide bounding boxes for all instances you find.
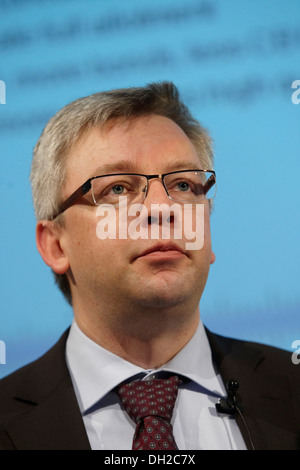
[117,375,181,423]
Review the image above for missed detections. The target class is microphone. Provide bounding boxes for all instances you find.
[216,378,240,414]
[216,379,255,450]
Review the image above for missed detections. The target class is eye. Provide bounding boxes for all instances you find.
[93,181,131,202]
[176,181,191,192]
[105,181,134,196]
[111,184,126,195]
[170,179,194,192]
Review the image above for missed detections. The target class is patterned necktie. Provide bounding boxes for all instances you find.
[117,375,181,450]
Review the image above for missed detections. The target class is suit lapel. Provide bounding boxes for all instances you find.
[206,329,296,450]
[3,331,91,450]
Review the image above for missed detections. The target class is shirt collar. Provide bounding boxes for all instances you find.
[66,319,224,413]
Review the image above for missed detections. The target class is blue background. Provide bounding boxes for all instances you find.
[0,0,299,378]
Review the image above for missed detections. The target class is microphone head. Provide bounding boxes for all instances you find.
[226,379,239,393]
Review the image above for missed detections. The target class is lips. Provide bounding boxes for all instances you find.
[133,242,187,261]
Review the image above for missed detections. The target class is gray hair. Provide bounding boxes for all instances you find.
[30,81,214,305]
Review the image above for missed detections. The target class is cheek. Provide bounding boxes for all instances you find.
[181,203,211,252]
[63,213,101,267]
[65,212,131,274]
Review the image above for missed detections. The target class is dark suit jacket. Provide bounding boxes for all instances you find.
[0,328,299,450]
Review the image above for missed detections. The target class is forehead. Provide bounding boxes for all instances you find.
[64,115,201,190]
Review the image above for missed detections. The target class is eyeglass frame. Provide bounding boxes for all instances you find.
[49,169,216,220]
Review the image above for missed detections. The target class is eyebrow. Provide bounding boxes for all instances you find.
[164,161,203,172]
[90,159,203,177]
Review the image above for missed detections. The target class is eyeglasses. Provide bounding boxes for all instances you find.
[50,169,216,220]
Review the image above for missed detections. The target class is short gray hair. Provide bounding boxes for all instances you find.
[30,81,214,305]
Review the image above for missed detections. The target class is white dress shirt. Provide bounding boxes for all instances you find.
[65,320,246,450]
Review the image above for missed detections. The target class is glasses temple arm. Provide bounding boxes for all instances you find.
[50,180,92,220]
[203,175,216,195]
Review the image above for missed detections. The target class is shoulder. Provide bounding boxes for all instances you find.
[0,330,70,422]
[206,328,300,410]
[206,328,296,373]
[206,328,300,402]
[206,330,300,449]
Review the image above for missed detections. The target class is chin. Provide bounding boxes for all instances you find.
[138,295,185,310]
[135,281,199,311]
[126,269,205,311]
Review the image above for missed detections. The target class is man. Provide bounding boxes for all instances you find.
[0,82,299,450]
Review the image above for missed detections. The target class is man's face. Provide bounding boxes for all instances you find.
[59,115,215,315]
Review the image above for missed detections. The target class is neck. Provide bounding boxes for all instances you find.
[73,301,200,369]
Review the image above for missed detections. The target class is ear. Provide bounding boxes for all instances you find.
[36,221,70,275]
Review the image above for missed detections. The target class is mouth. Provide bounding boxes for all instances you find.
[133,242,188,262]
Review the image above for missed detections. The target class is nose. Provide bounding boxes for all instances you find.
[143,177,171,204]
[143,178,175,226]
